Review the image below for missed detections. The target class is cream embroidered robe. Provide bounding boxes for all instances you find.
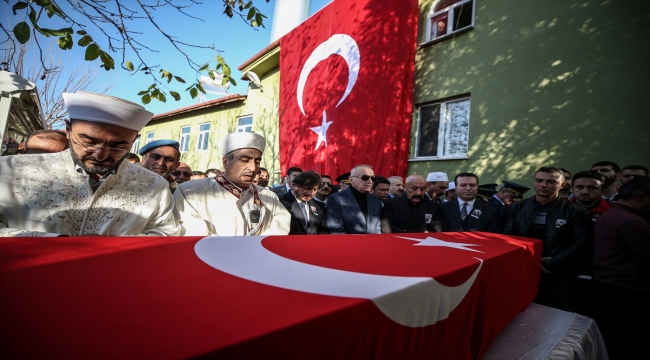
[0,150,181,236]
[173,178,291,236]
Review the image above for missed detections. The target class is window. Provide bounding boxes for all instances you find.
[179,126,191,152]
[196,123,210,151]
[414,97,470,159]
[426,0,474,43]
[131,137,141,153]
[237,116,253,132]
[146,132,154,144]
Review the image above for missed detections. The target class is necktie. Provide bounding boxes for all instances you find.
[299,202,309,226]
[461,202,468,221]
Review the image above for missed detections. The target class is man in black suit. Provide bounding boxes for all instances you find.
[381,175,445,233]
[441,173,501,233]
[272,166,303,197]
[279,170,327,235]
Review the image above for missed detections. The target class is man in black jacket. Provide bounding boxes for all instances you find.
[503,166,591,311]
[381,175,445,233]
[279,171,327,235]
[441,173,501,233]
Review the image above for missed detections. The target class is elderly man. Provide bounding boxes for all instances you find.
[381,175,445,233]
[171,162,192,184]
[174,132,290,236]
[503,167,591,311]
[387,176,405,198]
[279,170,327,235]
[0,92,180,236]
[441,173,501,233]
[425,172,449,203]
[325,165,382,234]
[139,139,181,193]
[24,129,68,154]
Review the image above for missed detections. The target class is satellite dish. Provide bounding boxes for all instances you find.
[246,71,263,91]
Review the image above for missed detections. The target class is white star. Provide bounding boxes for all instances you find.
[396,236,484,253]
[310,111,333,150]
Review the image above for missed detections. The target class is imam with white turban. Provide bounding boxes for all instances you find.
[174,132,290,236]
[0,92,181,237]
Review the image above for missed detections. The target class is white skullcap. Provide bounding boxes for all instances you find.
[63,92,153,131]
[447,182,456,191]
[426,172,449,182]
[218,132,266,156]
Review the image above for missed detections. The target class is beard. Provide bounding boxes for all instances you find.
[70,147,123,175]
[602,174,617,187]
[151,165,170,178]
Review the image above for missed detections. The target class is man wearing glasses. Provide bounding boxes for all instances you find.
[138,139,182,193]
[0,92,180,237]
[314,174,333,204]
[171,163,193,184]
[325,165,382,234]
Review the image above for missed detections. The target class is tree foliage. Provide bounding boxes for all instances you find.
[1,0,269,104]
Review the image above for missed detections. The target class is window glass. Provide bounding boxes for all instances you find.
[179,126,191,152]
[416,98,470,159]
[237,116,253,132]
[197,123,210,151]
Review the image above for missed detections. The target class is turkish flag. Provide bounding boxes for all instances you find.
[279,0,418,178]
[0,233,541,359]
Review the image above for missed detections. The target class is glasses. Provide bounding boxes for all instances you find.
[171,171,192,177]
[70,132,129,157]
[352,175,376,182]
[321,182,332,187]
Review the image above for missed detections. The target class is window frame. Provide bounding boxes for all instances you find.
[131,136,141,153]
[179,125,191,152]
[422,0,475,45]
[236,115,254,133]
[411,96,471,161]
[196,123,210,151]
[145,131,154,144]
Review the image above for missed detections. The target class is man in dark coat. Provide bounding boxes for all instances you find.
[381,175,445,233]
[503,166,591,311]
[441,173,501,233]
[279,171,327,235]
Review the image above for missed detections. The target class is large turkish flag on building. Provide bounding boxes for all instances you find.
[279,0,418,178]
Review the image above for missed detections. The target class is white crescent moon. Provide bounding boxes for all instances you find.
[296,34,360,116]
[195,236,482,328]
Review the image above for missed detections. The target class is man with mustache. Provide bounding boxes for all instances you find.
[0,92,180,236]
[441,173,501,233]
[174,132,290,236]
[380,175,445,233]
[139,139,181,193]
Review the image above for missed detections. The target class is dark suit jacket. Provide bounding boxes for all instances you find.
[380,195,445,233]
[325,187,382,234]
[441,199,502,233]
[271,185,289,197]
[280,192,327,235]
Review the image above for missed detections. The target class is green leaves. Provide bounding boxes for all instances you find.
[85,44,101,60]
[13,22,30,44]
[125,61,134,71]
[12,2,28,15]
[78,35,93,47]
[58,34,73,50]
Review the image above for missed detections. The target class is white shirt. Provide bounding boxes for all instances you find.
[457,198,476,215]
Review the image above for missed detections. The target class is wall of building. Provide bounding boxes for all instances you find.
[139,100,247,172]
[240,68,283,185]
[410,0,650,184]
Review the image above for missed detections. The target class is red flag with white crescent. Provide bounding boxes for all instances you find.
[0,233,541,359]
[278,0,418,178]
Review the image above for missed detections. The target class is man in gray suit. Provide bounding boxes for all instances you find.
[325,164,382,234]
[271,166,303,197]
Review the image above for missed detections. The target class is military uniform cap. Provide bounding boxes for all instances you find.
[138,139,180,156]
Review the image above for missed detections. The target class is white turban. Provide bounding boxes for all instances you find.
[218,132,266,156]
[63,92,153,131]
[426,172,449,182]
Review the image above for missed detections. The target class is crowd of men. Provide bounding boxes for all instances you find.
[0,92,647,358]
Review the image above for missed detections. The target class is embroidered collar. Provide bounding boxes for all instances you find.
[214,170,264,207]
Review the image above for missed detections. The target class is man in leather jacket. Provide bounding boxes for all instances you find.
[503,167,591,311]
